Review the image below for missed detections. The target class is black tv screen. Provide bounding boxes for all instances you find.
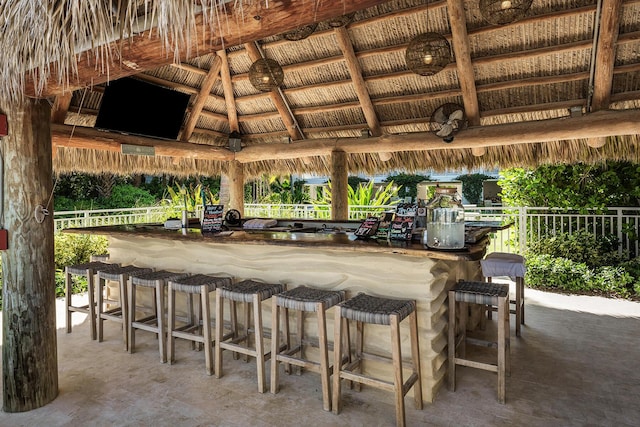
[95,77,190,140]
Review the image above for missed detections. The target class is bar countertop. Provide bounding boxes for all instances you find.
[64,223,490,261]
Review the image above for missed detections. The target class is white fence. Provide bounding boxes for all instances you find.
[55,205,640,257]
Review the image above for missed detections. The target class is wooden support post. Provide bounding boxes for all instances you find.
[227,160,244,217]
[331,150,349,221]
[1,98,59,411]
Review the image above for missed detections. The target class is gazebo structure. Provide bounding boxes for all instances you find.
[0,0,639,412]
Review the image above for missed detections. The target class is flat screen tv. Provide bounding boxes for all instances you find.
[95,77,190,140]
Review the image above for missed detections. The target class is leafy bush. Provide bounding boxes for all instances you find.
[53,233,109,297]
[454,173,496,204]
[99,184,157,209]
[527,230,625,268]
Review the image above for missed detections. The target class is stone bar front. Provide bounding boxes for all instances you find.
[66,224,488,403]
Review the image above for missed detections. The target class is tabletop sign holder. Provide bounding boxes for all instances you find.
[354,216,380,239]
[375,211,395,239]
[389,203,418,241]
[201,204,224,234]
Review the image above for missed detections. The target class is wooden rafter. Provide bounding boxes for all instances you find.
[447,0,480,126]
[181,55,222,142]
[333,27,382,136]
[218,49,240,134]
[244,42,303,141]
[591,0,623,111]
[50,93,72,124]
[27,0,391,97]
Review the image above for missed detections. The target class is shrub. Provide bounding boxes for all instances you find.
[53,233,109,297]
[527,230,624,268]
[99,184,157,209]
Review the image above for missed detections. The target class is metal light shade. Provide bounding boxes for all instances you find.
[282,23,318,41]
[248,58,284,92]
[479,0,533,25]
[327,13,355,28]
[405,32,451,77]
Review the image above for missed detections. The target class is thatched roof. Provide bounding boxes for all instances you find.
[3,0,640,178]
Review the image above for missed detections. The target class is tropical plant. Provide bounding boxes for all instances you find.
[314,180,401,207]
[383,173,430,199]
[454,173,496,204]
[163,183,218,217]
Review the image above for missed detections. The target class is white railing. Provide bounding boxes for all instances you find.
[55,205,640,257]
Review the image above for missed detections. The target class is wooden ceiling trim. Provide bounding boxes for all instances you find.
[198,109,228,123]
[244,42,303,141]
[480,99,585,117]
[447,0,480,126]
[181,54,222,142]
[170,62,208,76]
[219,49,240,134]
[28,0,392,97]
[334,27,382,137]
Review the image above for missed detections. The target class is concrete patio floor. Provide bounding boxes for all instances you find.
[1,285,639,426]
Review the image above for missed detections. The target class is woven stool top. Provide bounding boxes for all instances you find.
[97,265,153,281]
[338,293,416,325]
[274,286,345,312]
[219,279,285,303]
[452,280,509,305]
[130,270,189,287]
[169,274,233,293]
[66,261,118,276]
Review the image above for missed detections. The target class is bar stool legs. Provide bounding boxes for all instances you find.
[270,286,346,411]
[448,280,510,404]
[332,293,422,427]
[215,279,285,393]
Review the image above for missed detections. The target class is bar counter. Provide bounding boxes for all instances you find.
[65,223,489,403]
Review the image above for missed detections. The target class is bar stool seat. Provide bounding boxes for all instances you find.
[481,252,526,336]
[65,261,121,340]
[270,286,346,411]
[215,279,285,393]
[97,265,153,350]
[128,270,189,363]
[332,293,422,427]
[167,274,233,375]
[448,280,510,404]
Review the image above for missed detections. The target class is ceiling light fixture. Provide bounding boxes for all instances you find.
[405,32,451,77]
[479,0,533,25]
[248,58,284,92]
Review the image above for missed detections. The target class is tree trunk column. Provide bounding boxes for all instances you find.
[227,160,244,217]
[1,99,59,412]
[331,150,348,221]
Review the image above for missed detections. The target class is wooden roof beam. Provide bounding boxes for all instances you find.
[447,0,480,127]
[52,110,640,162]
[244,42,303,141]
[28,0,391,97]
[334,27,382,137]
[50,93,72,124]
[219,50,240,134]
[181,55,222,142]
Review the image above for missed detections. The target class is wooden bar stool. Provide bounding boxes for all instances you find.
[167,274,233,375]
[270,286,346,411]
[64,260,120,340]
[481,252,526,336]
[97,265,153,350]
[128,270,189,363]
[215,279,285,393]
[332,293,422,427]
[448,280,510,404]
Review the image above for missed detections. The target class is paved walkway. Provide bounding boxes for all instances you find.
[0,287,639,426]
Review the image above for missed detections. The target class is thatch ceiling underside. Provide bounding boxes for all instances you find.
[40,0,640,177]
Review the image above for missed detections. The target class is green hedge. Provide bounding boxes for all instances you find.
[526,231,640,299]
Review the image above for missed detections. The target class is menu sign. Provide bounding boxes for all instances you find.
[201,205,224,234]
[354,216,380,239]
[389,203,418,241]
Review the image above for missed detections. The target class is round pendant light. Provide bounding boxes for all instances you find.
[282,23,318,41]
[479,0,533,25]
[405,32,451,77]
[248,58,284,92]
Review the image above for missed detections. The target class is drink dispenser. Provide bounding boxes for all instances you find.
[425,187,465,249]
